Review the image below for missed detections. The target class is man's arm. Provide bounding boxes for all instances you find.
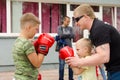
[66,43,110,67]
[72,67,85,75]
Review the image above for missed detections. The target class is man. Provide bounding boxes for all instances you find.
[57,16,74,80]
[66,4,120,80]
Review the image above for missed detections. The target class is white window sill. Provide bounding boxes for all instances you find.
[0,33,57,38]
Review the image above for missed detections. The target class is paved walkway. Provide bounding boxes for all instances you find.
[0,68,103,80]
[0,69,78,80]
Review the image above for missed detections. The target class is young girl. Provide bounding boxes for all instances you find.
[72,38,97,80]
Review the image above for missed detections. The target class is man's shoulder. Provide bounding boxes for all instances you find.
[94,19,107,27]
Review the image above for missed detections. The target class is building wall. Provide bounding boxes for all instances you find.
[0,36,59,71]
[0,37,59,65]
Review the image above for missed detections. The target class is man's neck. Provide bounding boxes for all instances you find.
[87,19,94,31]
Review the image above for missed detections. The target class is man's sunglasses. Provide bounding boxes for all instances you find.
[74,15,84,22]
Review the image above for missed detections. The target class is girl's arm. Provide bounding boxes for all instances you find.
[72,67,85,75]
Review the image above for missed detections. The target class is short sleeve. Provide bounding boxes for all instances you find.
[90,24,111,47]
[81,66,89,70]
[23,41,35,55]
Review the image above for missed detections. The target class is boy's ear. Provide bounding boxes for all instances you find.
[25,24,31,31]
[28,25,31,29]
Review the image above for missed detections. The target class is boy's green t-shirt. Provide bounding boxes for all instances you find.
[12,37,38,80]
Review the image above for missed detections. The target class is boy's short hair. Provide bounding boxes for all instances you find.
[20,13,40,29]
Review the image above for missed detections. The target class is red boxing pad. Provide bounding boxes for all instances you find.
[38,33,55,47]
[59,46,74,60]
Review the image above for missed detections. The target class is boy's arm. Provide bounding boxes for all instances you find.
[28,52,45,68]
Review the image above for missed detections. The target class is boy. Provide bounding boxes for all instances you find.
[12,13,54,80]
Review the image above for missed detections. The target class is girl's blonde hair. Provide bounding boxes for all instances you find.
[74,4,96,19]
[20,13,40,29]
[76,38,93,54]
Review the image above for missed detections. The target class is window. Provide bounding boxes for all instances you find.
[0,0,6,33]
[11,1,66,33]
[117,7,120,32]
[70,4,99,12]
[11,1,38,33]
[41,3,66,33]
[103,7,114,25]
[70,4,79,11]
[91,6,99,12]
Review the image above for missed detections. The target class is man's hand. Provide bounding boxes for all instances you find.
[65,57,81,67]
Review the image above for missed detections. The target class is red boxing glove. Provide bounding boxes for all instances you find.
[59,46,74,60]
[33,39,39,54]
[34,33,55,55]
[38,73,42,80]
[37,33,55,47]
